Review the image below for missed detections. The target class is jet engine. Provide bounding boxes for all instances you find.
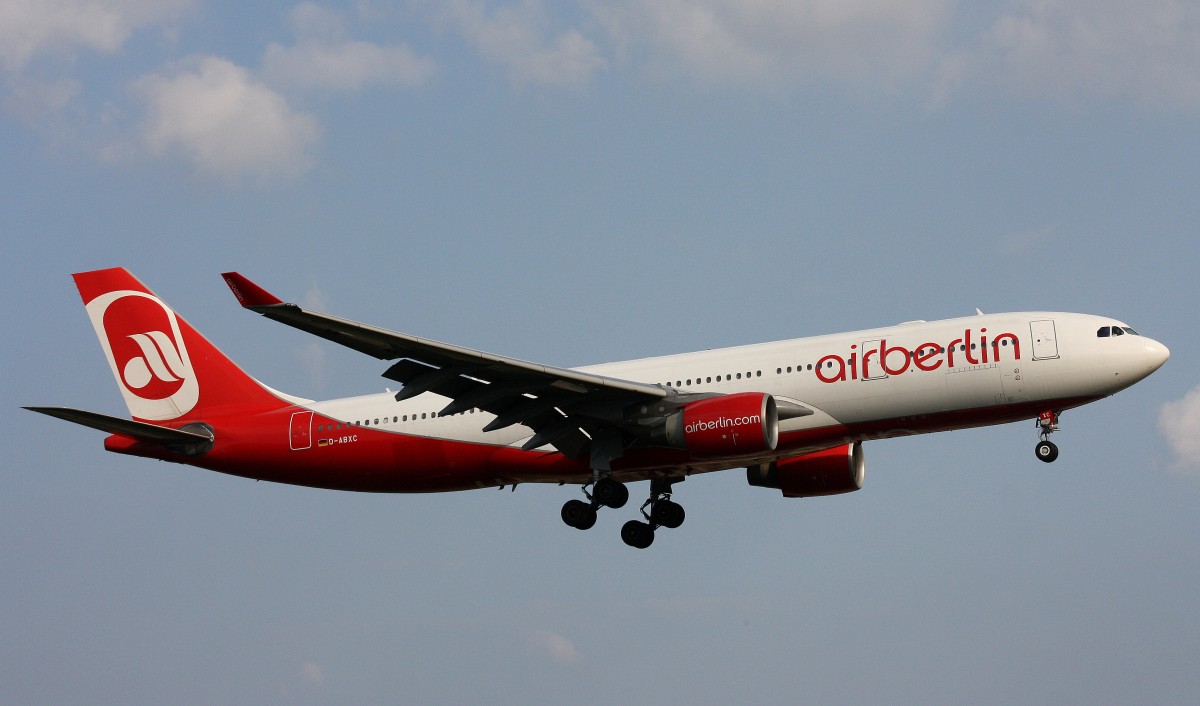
[746,442,865,497]
[659,392,779,458]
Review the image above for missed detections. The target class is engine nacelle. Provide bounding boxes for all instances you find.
[746,442,865,497]
[661,392,779,459]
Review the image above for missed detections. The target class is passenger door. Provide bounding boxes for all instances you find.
[1030,319,1059,360]
[289,410,313,451]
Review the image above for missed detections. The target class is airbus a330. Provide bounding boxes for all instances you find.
[27,268,1169,548]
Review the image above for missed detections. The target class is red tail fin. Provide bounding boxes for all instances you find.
[74,268,289,422]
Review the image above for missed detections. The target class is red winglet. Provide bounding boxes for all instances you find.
[222,272,283,308]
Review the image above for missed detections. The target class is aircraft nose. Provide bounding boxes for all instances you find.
[1144,338,1170,374]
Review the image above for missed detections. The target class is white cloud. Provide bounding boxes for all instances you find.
[584,0,1200,108]
[131,55,320,182]
[527,628,579,664]
[980,0,1200,109]
[299,661,326,686]
[295,285,331,393]
[2,76,80,126]
[262,2,436,91]
[263,40,435,91]
[0,0,191,73]
[592,0,950,90]
[296,341,329,395]
[1158,385,1200,477]
[445,0,607,88]
[995,223,1057,256]
[300,283,330,311]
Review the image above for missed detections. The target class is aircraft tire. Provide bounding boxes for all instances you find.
[650,500,685,529]
[621,520,655,549]
[1035,440,1059,463]
[562,499,597,530]
[593,478,629,509]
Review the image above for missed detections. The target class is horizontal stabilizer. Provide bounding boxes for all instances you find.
[25,406,214,453]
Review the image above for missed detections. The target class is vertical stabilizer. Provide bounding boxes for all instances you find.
[73,268,287,422]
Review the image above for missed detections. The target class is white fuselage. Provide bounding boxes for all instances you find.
[305,312,1169,457]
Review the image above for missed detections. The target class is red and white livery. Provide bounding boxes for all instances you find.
[28,268,1170,548]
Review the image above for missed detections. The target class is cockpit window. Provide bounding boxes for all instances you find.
[1097,326,1110,337]
[1113,327,1125,336]
[1099,325,1141,338]
[1122,327,1139,336]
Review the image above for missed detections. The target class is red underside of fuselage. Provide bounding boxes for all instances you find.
[105,396,1100,492]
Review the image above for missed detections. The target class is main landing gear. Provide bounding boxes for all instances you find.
[561,476,628,531]
[560,476,685,549]
[1035,410,1060,463]
[620,478,685,549]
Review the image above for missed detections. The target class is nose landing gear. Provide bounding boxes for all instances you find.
[1035,410,1060,463]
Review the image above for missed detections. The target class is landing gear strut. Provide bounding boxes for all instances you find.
[560,476,628,530]
[621,477,685,549]
[1035,410,1060,463]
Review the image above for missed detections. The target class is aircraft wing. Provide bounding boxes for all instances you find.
[222,272,670,463]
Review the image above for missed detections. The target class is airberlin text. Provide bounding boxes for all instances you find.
[815,328,1021,384]
[685,415,762,434]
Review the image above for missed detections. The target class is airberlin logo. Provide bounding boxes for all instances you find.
[815,328,1022,384]
[685,414,762,433]
[118,330,187,395]
[85,290,200,420]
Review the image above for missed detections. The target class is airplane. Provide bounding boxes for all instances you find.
[26,267,1170,548]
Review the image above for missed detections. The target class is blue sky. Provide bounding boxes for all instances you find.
[4,1,1199,704]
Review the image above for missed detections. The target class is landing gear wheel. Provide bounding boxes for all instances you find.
[650,499,685,529]
[561,499,597,530]
[621,520,655,549]
[593,477,629,509]
[1035,440,1059,463]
